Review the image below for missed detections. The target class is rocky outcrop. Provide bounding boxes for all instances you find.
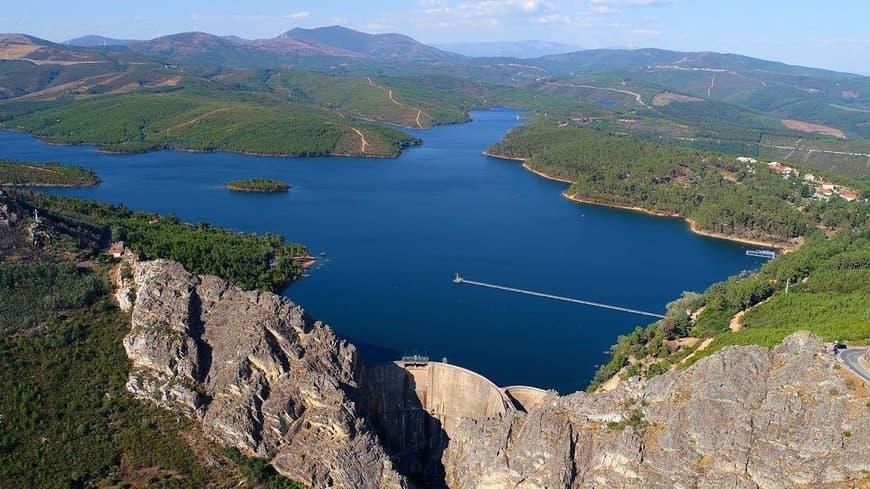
[0,190,20,236]
[119,258,406,489]
[118,257,868,489]
[440,331,869,489]
[0,194,17,229]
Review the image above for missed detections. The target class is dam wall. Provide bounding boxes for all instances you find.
[363,360,547,481]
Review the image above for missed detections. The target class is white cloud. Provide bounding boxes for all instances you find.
[362,0,659,33]
[410,0,564,28]
[287,11,310,20]
[631,28,661,37]
[535,14,574,24]
[588,0,671,5]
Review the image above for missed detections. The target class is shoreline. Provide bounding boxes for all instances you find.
[563,191,794,250]
[523,163,574,184]
[0,125,412,160]
[0,181,99,188]
[486,150,794,252]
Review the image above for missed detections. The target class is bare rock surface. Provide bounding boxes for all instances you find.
[118,258,868,489]
[441,331,869,489]
[121,258,406,489]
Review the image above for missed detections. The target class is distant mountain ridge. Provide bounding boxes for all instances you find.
[118,26,461,67]
[435,40,582,58]
[66,35,138,47]
[44,26,865,78]
[5,26,868,143]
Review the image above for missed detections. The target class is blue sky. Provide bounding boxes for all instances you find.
[3,0,869,74]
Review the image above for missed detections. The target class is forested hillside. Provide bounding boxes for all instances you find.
[489,121,867,246]
[0,189,307,488]
[3,190,309,291]
[590,229,870,390]
[0,89,419,157]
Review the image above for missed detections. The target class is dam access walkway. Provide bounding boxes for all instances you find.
[453,274,665,319]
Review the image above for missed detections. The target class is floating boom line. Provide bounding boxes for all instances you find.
[453,274,665,319]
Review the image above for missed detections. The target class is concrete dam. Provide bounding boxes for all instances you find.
[363,357,551,483]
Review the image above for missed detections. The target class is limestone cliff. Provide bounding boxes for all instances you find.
[118,258,868,489]
[119,257,406,489]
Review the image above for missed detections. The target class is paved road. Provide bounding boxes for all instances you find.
[839,348,870,383]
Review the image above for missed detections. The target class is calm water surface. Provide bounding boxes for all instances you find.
[0,109,763,392]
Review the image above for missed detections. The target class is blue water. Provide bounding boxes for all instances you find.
[0,109,763,393]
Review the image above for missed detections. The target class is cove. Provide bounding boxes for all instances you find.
[0,108,763,393]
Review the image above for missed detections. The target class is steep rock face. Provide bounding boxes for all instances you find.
[118,257,868,489]
[121,258,406,489]
[441,332,869,489]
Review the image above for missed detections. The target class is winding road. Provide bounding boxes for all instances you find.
[550,82,650,109]
[365,76,429,128]
[348,127,368,153]
[839,348,870,384]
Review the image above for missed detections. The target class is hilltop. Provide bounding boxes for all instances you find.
[65,35,138,47]
[282,25,459,62]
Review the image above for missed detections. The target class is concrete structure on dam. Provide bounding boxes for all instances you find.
[503,385,550,412]
[363,356,553,483]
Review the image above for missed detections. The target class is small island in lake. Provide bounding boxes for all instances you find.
[226,178,290,193]
[0,160,100,187]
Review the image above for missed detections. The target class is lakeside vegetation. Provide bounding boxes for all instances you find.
[489,120,866,246]
[0,160,99,187]
[5,190,308,292]
[228,178,290,193]
[590,229,870,390]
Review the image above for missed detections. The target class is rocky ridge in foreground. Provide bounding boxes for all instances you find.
[117,256,406,489]
[117,256,869,489]
[442,331,869,488]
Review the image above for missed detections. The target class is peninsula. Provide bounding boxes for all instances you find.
[0,160,99,187]
[487,120,866,250]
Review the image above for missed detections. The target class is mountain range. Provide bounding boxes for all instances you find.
[1,25,868,172]
[434,40,582,58]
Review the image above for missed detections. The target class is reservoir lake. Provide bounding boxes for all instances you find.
[0,108,763,393]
